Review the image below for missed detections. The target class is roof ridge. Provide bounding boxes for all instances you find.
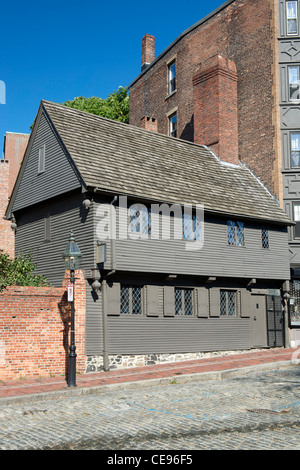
[41,99,226,156]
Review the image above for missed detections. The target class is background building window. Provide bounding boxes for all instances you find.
[120,285,142,315]
[294,203,300,238]
[169,112,177,137]
[291,133,300,167]
[287,1,298,35]
[168,60,176,94]
[175,288,193,315]
[220,290,236,316]
[288,66,300,101]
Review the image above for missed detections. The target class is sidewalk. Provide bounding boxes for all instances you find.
[0,348,298,404]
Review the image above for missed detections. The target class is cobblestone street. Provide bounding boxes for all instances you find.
[0,366,300,451]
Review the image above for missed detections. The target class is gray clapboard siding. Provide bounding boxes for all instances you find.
[106,317,251,354]
[110,209,289,280]
[12,111,81,212]
[15,192,95,286]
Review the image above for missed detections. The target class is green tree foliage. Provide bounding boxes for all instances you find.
[63,86,129,123]
[0,250,49,291]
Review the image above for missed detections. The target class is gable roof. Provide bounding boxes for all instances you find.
[7,99,291,226]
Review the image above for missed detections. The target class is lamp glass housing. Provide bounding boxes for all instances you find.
[63,232,82,270]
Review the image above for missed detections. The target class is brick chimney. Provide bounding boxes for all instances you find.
[192,54,239,165]
[4,132,30,195]
[0,132,29,258]
[141,34,155,72]
[140,116,158,132]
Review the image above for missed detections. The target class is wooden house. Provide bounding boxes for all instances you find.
[5,100,293,371]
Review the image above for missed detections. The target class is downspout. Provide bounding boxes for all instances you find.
[110,195,118,270]
[102,195,118,372]
[102,279,109,371]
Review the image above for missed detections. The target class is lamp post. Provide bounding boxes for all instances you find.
[63,231,82,387]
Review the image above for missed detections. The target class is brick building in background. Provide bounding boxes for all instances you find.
[0,133,29,257]
[129,0,300,334]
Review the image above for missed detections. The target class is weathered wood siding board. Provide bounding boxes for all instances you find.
[12,112,81,212]
[107,317,251,354]
[15,192,94,286]
[85,282,103,356]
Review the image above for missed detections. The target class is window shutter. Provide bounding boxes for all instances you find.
[107,283,120,316]
[146,285,160,316]
[209,288,220,317]
[240,289,251,318]
[163,286,175,317]
[196,287,209,317]
[44,212,51,242]
[38,145,45,173]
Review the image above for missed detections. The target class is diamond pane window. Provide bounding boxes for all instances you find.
[262,229,269,249]
[184,289,193,316]
[220,290,227,316]
[120,285,142,315]
[236,222,245,247]
[175,288,183,315]
[183,213,192,240]
[220,290,237,316]
[227,221,236,245]
[227,221,245,246]
[121,286,130,314]
[227,291,236,316]
[183,213,202,241]
[129,204,151,235]
[132,287,142,315]
[193,213,202,240]
[175,288,194,316]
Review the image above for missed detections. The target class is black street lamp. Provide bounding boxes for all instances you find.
[63,231,82,387]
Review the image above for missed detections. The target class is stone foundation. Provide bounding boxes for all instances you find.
[85,349,254,373]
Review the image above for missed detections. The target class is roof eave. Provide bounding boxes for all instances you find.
[90,186,292,227]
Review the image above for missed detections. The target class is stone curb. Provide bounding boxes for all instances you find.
[0,360,296,406]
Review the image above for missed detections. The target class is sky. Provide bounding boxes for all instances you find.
[1,0,226,148]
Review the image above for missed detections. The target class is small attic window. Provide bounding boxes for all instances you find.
[38,145,45,174]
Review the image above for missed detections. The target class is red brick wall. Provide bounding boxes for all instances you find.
[0,270,86,382]
[129,0,280,198]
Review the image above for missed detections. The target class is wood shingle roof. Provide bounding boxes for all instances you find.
[42,100,291,225]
